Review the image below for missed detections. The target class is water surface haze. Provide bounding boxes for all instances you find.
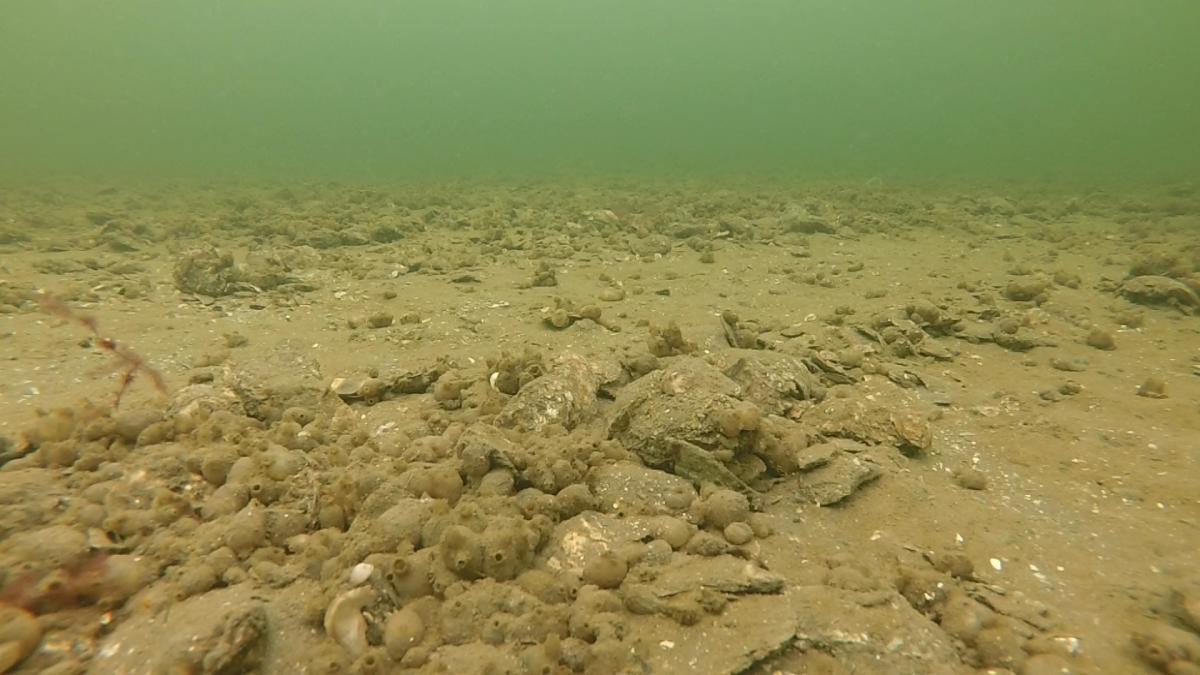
[1,0,1197,183]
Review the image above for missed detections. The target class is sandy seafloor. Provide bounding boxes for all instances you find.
[0,180,1197,675]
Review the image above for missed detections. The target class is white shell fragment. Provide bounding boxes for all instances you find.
[330,377,364,397]
[349,562,374,586]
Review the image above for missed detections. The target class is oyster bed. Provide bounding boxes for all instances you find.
[1,181,1198,674]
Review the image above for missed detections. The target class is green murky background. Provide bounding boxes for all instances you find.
[2,1,1197,182]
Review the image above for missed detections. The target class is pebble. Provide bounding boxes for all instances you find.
[384,606,425,661]
[582,551,628,589]
[598,287,625,302]
[1049,356,1088,372]
[954,467,988,491]
[722,522,755,546]
[367,311,394,328]
[1084,328,1115,351]
[700,489,750,530]
[1136,376,1168,399]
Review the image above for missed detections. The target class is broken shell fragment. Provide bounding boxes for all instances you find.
[330,377,364,397]
[329,376,390,404]
[324,586,375,656]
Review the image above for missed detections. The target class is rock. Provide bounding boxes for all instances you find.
[698,489,751,530]
[0,436,23,469]
[927,550,975,579]
[166,383,246,432]
[454,423,522,481]
[1171,588,1200,634]
[497,354,621,432]
[794,439,862,471]
[367,498,438,550]
[780,206,836,234]
[1120,275,1200,313]
[608,355,880,496]
[239,248,308,291]
[992,328,1048,352]
[543,512,656,577]
[581,551,628,589]
[587,461,697,516]
[802,351,860,385]
[671,438,757,496]
[723,522,755,545]
[112,409,163,444]
[648,321,696,357]
[644,554,784,596]
[1,525,88,571]
[1085,328,1116,351]
[718,311,762,349]
[606,358,742,470]
[390,362,449,395]
[915,339,956,360]
[710,350,824,414]
[229,345,325,418]
[529,261,557,287]
[425,642,521,673]
[953,466,988,490]
[802,395,934,454]
[1131,620,1200,672]
[173,246,241,297]
[384,606,425,661]
[598,287,625,302]
[890,411,933,456]
[0,469,71,539]
[0,605,41,673]
[954,322,997,345]
[366,311,393,328]
[640,585,961,674]
[96,220,153,253]
[1049,356,1088,372]
[976,195,1016,215]
[1137,376,1168,399]
[1004,278,1050,302]
[544,308,572,330]
[796,453,882,506]
[91,586,268,674]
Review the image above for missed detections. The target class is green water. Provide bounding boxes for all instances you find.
[2,1,1197,183]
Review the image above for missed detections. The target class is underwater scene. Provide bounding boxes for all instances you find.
[1,2,1198,673]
